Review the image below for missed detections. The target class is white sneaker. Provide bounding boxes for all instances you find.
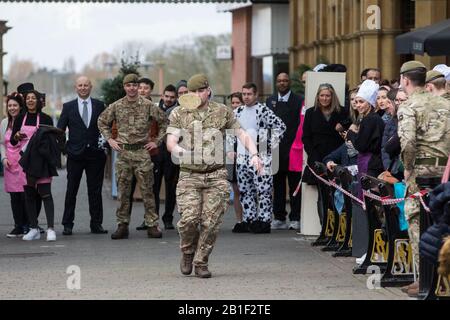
[356,253,367,265]
[22,228,41,241]
[271,219,289,230]
[288,221,300,230]
[46,229,56,242]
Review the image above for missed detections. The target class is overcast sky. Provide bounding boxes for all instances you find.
[1,3,231,73]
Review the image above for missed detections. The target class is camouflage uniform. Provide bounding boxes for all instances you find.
[168,100,240,267]
[98,95,167,227]
[442,92,450,101]
[397,89,450,272]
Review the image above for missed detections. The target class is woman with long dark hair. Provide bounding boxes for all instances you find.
[1,92,28,237]
[10,90,60,241]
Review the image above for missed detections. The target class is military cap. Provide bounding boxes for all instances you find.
[400,61,427,74]
[17,82,35,95]
[123,73,139,85]
[425,70,445,83]
[187,74,209,91]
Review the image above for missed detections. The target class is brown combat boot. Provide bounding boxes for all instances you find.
[147,226,162,238]
[401,281,417,293]
[407,280,419,298]
[180,253,195,275]
[111,224,129,240]
[194,266,212,278]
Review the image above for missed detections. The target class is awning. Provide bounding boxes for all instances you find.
[0,0,248,2]
[395,18,450,56]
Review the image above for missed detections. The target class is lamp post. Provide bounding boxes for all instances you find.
[0,20,12,121]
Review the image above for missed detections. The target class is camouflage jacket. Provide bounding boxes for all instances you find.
[98,96,167,145]
[441,92,450,101]
[397,89,450,171]
[167,100,240,172]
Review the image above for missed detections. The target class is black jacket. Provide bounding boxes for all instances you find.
[266,91,303,172]
[322,143,357,167]
[19,125,65,180]
[57,98,105,157]
[302,107,349,183]
[347,112,385,177]
[420,182,450,265]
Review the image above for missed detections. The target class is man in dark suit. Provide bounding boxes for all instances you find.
[58,76,107,235]
[266,72,303,230]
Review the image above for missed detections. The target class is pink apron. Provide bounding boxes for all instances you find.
[3,127,27,192]
[20,113,52,185]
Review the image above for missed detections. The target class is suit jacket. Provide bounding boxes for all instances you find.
[266,91,303,171]
[58,98,105,157]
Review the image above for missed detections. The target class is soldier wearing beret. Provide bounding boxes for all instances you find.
[98,73,167,240]
[425,70,450,101]
[166,74,262,278]
[397,61,450,297]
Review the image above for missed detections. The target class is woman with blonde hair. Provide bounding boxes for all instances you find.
[302,83,350,223]
[349,87,360,124]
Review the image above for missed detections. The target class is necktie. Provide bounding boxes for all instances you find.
[82,101,89,127]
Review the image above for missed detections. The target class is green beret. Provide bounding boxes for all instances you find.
[187,74,209,91]
[400,61,427,74]
[425,70,445,83]
[123,73,139,85]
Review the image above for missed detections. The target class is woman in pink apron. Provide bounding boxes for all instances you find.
[1,93,28,237]
[10,90,56,241]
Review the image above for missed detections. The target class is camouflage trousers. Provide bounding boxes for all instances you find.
[404,164,446,274]
[176,168,230,267]
[115,149,158,227]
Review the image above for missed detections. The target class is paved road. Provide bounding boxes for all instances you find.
[0,169,409,300]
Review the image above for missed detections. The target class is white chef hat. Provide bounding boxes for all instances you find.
[356,80,379,107]
[433,64,450,81]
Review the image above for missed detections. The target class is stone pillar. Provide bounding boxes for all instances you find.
[0,20,12,121]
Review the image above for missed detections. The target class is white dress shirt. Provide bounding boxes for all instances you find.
[277,90,291,102]
[77,97,92,127]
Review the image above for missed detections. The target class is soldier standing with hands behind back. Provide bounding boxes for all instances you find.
[397,61,450,297]
[98,74,167,240]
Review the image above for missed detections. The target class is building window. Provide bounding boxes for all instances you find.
[401,0,415,30]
